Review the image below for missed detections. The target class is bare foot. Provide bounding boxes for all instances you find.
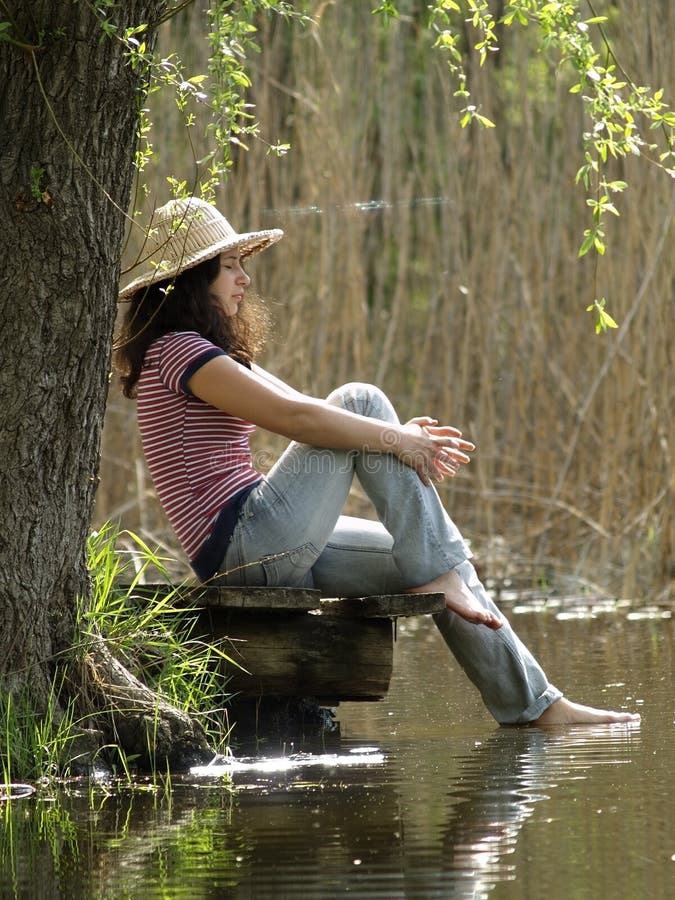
[407,569,503,630]
[533,698,641,726]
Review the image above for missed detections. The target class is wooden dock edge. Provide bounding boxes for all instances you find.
[118,584,445,702]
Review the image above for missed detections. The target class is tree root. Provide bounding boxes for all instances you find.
[81,636,215,772]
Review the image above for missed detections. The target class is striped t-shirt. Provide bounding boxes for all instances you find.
[136,331,262,580]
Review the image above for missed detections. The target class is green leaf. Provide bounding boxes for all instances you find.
[588,300,619,334]
[578,232,595,257]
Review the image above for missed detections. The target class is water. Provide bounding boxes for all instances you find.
[1,603,673,899]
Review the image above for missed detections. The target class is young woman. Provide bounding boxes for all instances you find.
[117,196,639,727]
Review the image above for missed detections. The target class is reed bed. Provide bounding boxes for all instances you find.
[99,0,673,600]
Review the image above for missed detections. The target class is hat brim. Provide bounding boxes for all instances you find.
[118,228,283,300]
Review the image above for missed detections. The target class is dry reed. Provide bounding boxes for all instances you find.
[99,0,673,600]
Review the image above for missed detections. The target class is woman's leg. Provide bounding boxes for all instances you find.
[331,384,472,587]
[219,381,471,593]
[311,517,561,723]
[220,382,638,725]
[218,442,355,588]
[313,519,638,725]
[219,379,554,723]
[433,560,562,722]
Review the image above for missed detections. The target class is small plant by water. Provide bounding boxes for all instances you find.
[1,525,236,788]
[1,674,77,791]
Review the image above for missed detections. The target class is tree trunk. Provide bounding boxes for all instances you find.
[0,0,211,766]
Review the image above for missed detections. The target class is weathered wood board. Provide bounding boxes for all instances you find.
[125,583,322,611]
[122,584,443,616]
[202,609,394,701]
[319,593,444,618]
[119,583,445,702]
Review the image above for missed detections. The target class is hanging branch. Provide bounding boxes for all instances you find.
[375,0,674,331]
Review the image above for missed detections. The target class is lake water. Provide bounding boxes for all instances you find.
[1,600,673,899]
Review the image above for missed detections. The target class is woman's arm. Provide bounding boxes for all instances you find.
[251,363,305,398]
[189,355,472,484]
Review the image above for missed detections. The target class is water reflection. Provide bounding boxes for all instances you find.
[189,746,385,778]
[1,726,641,898]
[0,611,671,899]
[419,725,640,898]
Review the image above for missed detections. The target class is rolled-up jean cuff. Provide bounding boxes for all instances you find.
[510,686,564,725]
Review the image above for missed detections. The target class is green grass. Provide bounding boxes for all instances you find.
[1,674,77,788]
[84,525,237,728]
[1,525,237,786]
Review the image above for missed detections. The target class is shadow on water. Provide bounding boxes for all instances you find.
[1,610,673,899]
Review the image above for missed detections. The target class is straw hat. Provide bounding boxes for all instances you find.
[119,196,283,299]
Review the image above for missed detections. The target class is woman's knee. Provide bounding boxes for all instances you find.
[325,382,374,406]
[326,382,398,422]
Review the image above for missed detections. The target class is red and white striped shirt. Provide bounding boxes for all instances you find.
[137,331,261,575]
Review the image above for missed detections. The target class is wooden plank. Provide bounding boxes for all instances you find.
[120,584,444,617]
[118,584,444,702]
[319,592,445,618]
[120,583,322,612]
[198,585,321,611]
[200,609,393,701]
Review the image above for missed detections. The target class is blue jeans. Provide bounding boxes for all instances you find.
[219,383,562,723]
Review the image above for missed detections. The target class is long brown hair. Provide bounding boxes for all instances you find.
[116,255,268,398]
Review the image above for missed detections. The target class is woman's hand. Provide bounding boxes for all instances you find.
[399,416,475,485]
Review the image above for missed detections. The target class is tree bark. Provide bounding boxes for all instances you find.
[0,0,210,767]
[82,637,212,770]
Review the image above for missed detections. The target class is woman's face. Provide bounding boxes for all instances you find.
[210,250,250,317]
